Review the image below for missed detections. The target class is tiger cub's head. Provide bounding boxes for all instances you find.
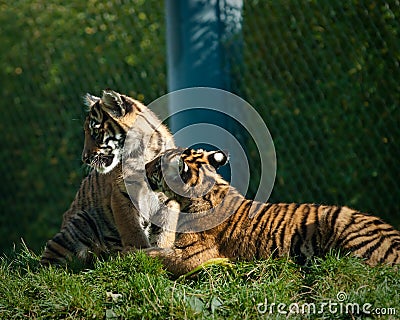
[82,89,141,173]
[145,148,229,200]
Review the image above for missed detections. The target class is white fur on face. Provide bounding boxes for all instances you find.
[96,149,121,174]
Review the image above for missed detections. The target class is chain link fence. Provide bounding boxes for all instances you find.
[1,0,399,253]
[239,1,399,227]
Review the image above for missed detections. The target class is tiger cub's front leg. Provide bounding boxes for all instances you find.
[144,244,221,278]
[111,187,150,250]
[149,195,180,248]
[143,232,222,277]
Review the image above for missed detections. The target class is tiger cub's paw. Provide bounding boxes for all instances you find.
[181,258,233,279]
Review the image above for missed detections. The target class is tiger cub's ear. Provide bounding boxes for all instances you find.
[83,93,100,108]
[101,89,131,118]
[208,150,229,170]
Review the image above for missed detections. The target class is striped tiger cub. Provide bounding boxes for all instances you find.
[41,89,177,266]
[144,147,400,277]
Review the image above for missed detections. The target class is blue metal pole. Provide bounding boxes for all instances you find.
[165,0,243,134]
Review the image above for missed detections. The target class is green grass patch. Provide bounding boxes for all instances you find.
[1,248,398,319]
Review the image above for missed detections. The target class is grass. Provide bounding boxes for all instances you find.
[0,247,399,319]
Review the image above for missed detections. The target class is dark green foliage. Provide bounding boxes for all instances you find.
[0,0,166,254]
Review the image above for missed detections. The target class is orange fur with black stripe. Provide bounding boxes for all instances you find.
[41,90,177,265]
[144,148,400,277]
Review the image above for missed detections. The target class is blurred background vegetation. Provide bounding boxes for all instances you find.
[0,0,399,254]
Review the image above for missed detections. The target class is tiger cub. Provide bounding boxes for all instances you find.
[40,89,178,266]
[144,147,400,277]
